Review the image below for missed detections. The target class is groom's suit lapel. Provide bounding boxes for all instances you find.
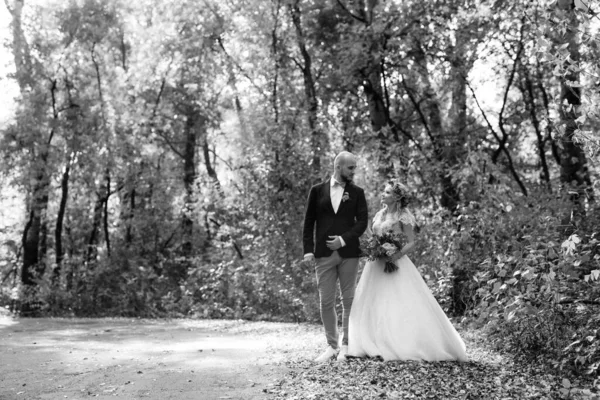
[336,183,353,214]
[322,180,335,214]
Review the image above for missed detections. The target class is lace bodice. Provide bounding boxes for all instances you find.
[372,208,416,236]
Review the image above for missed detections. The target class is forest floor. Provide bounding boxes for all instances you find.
[0,315,598,400]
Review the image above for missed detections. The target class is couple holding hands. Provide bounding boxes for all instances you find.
[302,151,467,363]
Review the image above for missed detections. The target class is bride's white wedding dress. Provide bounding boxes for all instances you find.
[348,208,467,361]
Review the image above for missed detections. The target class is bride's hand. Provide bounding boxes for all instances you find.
[391,252,404,262]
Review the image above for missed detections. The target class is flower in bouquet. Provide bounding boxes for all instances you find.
[359,230,404,273]
[381,242,398,257]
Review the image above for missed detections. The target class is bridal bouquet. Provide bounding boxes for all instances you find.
[359,231,404,273]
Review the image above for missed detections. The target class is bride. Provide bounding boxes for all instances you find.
[348,180,467,361]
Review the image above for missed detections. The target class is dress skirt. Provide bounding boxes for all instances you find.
[348,256,467,361]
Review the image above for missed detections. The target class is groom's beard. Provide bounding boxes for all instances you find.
[341,175,353,184]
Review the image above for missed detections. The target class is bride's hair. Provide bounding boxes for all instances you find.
[389,180,410,209]
[381,180,419,232]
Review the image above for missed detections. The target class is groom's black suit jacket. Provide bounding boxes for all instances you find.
[303,180,369,258]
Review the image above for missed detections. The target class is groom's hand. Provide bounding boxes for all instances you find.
[326,236,343,251]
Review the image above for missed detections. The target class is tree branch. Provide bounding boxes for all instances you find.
[4,0,14,15]
[154,129,185,159]
[400,76,439,152]
[160,226,180,251]
[336,0,367,24]
[1,266,16,285]
[270,0,282,122]
[217,37,270,101]
[535,59,562,166]
[90,42,106,124]
[151,75,167,121]
[208,148,235,172]
[465,76,528,196]
[496,28,524,163]
[48,78,58,146]
[519,62,551,186]
[464,78,502,144]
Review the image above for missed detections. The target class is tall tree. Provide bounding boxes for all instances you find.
[556,0,593,207]
[5,0,53,286]
[290,0,324,176]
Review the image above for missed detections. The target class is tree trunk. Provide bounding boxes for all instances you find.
[362,52,388,132]
[86,170,110,263]
[181,110,201,256]
[201,137,243,259]
[86,197,102,263]
[363,51,396,179]
[202,136,224,198]
[449,45,467,160]
[103,171,111,256]
[217,36,249,140]
[338,0,396,173]
[410,39,460,211]
[447,33,470,208]
[535,61,561,166]
[290,0,324,176]
[353,0,388,132]
[54,154,71,281]
[20,150,51,285]
[6,0,32,90]
[21,211,38,285]
[556,0,593,207]
[125,186,135,245]
[360,0,389,136]
[271,0,282,124]
[6,0,52,285]
[520,66,551,187]
[346,0,389,132]
[494,35,528,196]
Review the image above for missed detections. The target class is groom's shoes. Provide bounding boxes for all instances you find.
[314,346,338,363]
[336,345,348,362]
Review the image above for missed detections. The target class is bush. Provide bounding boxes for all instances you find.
[455,186,600,377]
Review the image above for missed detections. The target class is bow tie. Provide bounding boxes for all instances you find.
[333,179,346,188]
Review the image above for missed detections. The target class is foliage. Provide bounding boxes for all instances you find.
[267,325,598,400]
[432,170,600,377]
[537,0,600,157]
[390,149,600,379]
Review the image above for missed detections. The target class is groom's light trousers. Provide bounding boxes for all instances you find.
[315,251,359,349]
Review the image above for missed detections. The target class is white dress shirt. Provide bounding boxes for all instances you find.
[331,176,345,213]
[330,177,346,247]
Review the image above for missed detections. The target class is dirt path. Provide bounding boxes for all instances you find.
[2,316,597,399]
[0,317,317,400]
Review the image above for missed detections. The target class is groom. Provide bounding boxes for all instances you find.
[302,151,368,362]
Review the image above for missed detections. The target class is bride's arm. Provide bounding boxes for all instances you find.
[398,223,415,257]
[391,217,416,261]
[365,209,383,237]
